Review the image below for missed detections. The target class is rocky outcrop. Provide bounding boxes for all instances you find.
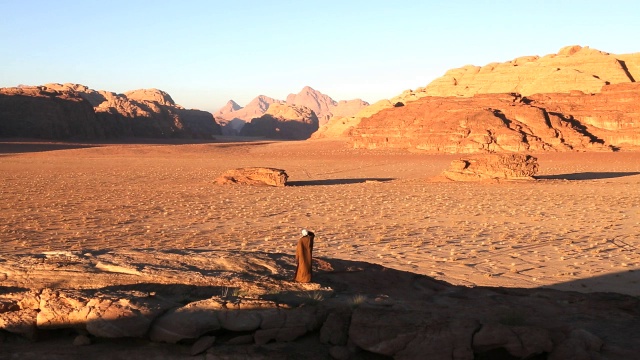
[317,46,640,144]
[423,45,639,98]
[526,83,640,148]
[350,83,640,152]
[0,86,104,139]
[0,83,222,140]
[239,103,319,140]
[123,88,176,106]
[214,167,289,186]
[442,154,539,181]
[1,249,638,359]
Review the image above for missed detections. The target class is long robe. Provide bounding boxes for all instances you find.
[294,232,314,282]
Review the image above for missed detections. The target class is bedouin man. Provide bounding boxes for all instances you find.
[294,229,315,282]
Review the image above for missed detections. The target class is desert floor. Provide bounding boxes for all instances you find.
[1,138,639,296]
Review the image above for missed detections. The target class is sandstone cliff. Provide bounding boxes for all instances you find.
[351,83,640,152]
[316,45,640,150]
[239,103,319,140]
[0,86,104,139]
[423,45,639,98]
[0,83,222,140]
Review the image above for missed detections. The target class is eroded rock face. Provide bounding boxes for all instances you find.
[0,83,222,140]
[350,85,640,152]
[442,154,539,181]
[317,46,640,144]
[239,104,319,140]
[0,87,104,139]
[215,167,289,187]
[423,45,638,97]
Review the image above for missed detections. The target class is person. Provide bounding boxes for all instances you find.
[294,229,315,282]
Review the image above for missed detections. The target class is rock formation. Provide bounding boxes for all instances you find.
[316,45,640,147]
[123,88,176,106]
[239,103,319,140]
[285,86,369,127]
[526,83,640,148]
[215,87,368,136]
[0,83,222,140]
[0,86,104,139]
[285,86,337,125]
[422,45,639,98]
[1,249,638,359]
[214,167,289,187]
[213,95,284,135]
[442,154,539,181]
[350,83,640,152]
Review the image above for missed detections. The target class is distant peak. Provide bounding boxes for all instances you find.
[226,99,241,110]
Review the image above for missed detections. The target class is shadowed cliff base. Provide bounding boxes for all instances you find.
[535,171,640,180]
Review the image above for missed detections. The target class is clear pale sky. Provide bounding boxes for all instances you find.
[2,0,638,112]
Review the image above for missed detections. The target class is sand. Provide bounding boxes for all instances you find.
[1,138,639,295]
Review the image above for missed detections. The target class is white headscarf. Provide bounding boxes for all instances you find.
[301,229,309,236]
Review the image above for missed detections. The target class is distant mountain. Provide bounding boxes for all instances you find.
[215,100,242,117]
[215,87,368,135]
[0,83,222,140]
[285,86,337,124]
[239,103,319,140]
[214,96,283,136]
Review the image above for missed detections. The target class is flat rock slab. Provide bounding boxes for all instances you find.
[442,153,539,181]
[215,167,288,187]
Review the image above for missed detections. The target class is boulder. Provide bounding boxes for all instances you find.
[320,308,352,345]
[348,308,479,359]
[442,154,539,181]
[215,167,288,187]
[472,323,553,358]
[149,298,224,343]
[190,335,216,355]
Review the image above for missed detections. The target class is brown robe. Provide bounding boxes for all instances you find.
[294,232,314,282]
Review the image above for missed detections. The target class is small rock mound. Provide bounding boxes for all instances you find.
[442,154,539,181]
[215,167,288,187]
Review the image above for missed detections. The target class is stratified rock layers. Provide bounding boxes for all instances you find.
[351,83,640,152]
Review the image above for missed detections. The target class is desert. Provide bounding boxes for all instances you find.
[2,44,640,359]
[1,138,640,359]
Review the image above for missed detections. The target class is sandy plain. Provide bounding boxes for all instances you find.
[1,138,639,297]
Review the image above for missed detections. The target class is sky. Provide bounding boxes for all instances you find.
[2,0,639,113]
